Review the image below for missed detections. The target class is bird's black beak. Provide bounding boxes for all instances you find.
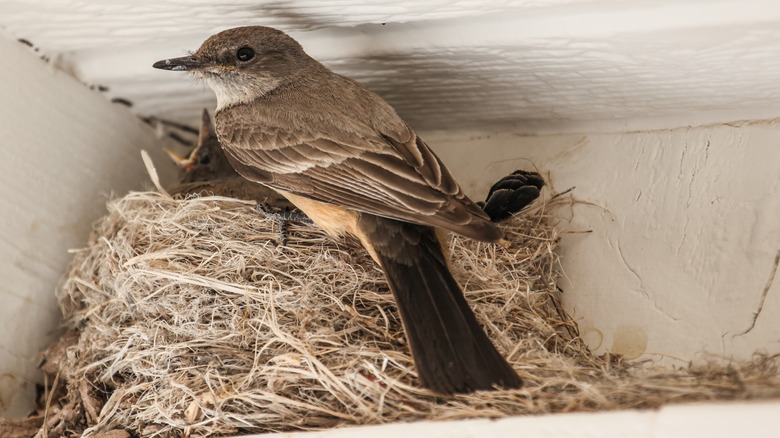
[153,56,209,71]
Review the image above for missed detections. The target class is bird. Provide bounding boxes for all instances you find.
[165,108,286,202]
[165,108,309,245]
[154,26,542,394]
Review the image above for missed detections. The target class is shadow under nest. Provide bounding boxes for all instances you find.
[25,189,780,438]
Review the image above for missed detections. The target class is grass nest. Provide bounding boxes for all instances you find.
[11,183,780,438]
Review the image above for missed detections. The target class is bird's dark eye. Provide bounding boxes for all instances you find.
[236,47,255,62]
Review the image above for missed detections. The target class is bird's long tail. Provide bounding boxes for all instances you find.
[357,214,522,394]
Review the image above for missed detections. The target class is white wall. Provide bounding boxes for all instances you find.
[5,1,780,134]
[0,35,175,417]
[431,121,780,363]
[242,400,780,438]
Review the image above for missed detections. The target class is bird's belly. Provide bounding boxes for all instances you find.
[276,190,358,238]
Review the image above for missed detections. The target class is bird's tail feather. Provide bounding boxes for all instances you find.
[358,214,521,394]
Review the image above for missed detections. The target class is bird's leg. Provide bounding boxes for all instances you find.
[478,170,546,222]
[257,206,313,224]
[255,203,313,246]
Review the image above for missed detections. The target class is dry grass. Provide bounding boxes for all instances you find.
[31,188,779,438]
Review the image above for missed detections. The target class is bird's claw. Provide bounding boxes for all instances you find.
[255,203,313,246]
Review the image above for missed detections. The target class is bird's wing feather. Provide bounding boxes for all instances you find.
[216,100,501,241]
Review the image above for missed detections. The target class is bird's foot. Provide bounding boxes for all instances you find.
[255,203,313,246]
[478,170,545,222]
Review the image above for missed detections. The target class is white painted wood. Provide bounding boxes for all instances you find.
[238,400,780,438]
[430,120,780,363]
[5,0,780,134]
[0,34,176,417]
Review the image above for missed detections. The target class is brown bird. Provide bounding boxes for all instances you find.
[165,108,307,244]
[154,26,541,394]
[166,109,239,185]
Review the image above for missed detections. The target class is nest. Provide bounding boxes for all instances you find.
[13,187,780,438]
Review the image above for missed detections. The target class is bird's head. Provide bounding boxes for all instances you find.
[153,26,311,109]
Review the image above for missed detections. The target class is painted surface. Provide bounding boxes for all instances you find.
[431,121,780,363]
[240,401,780,438]
[0,35,176,417]
[2,1,780,133]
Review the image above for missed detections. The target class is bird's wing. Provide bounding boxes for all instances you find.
[216,105,501,241]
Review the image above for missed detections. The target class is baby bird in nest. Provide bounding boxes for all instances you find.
[166,109,310,244]
[166,109,294,206]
